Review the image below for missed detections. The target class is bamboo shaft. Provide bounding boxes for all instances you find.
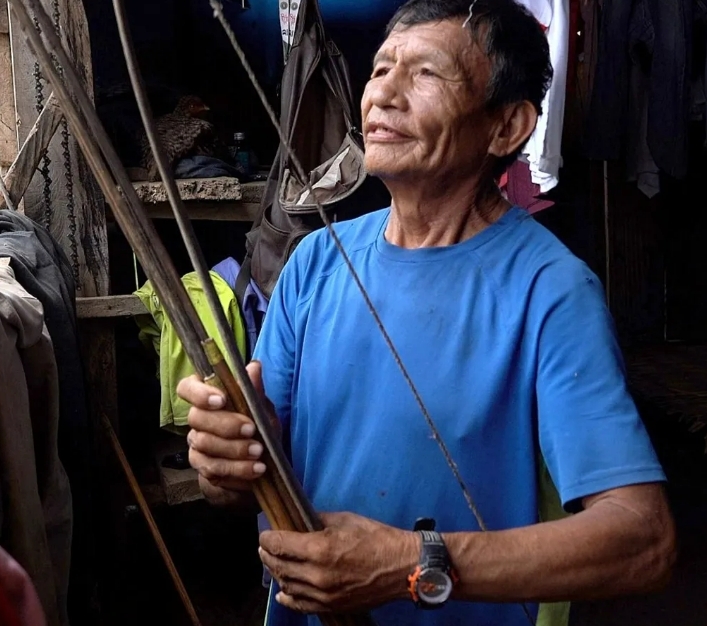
[100,413,203,626]
[8,1,377,624]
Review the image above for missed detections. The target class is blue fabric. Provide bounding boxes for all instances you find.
[174,156,243,180]
[254,207,665,626]
[212,257,269,358]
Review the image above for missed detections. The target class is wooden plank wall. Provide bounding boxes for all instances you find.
[9,0,108,297]
[8,0,118,429]
[0,2,16,169]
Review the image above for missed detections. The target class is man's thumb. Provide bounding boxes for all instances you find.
[246,360,280,436]
[246,360,265,399]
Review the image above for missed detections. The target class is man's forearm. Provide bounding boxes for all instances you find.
[440,484,675,604]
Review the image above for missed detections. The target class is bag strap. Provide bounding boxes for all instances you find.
[234,254,254,360]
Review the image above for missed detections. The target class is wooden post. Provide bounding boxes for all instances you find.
[9,0,109,297]
[0,2,17,169]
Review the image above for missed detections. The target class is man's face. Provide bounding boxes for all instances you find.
[362,19,494,184]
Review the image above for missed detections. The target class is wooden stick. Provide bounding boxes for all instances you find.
[9,2,376,624]
[99,412,203,626]
[0,92,63,210]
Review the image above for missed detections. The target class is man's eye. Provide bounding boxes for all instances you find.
[419,68,438,78]
[372,67,390,78]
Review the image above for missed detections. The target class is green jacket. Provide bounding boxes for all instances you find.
[135,270,247,429]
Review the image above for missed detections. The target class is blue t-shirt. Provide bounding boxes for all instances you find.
[253,207,665,626]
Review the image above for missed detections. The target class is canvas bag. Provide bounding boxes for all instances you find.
[237,0,389,302]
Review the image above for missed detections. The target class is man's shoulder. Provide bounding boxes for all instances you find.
[503,212,602,299]
[290,208,389,270]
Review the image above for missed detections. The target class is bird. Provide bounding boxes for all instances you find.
[140,95,218,181]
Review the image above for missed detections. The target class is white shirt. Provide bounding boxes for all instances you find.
[515,0,569,193]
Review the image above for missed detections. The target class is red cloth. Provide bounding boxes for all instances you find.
[502,160,555,214]
[0,548,47,626]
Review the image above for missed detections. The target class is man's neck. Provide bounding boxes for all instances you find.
[383,177,511,249]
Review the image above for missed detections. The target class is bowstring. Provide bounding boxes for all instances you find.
[209,0,487,533]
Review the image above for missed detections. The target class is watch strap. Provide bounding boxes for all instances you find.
[418,530,449,571]
[407,525,458,608]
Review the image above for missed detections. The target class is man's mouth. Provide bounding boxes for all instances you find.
[365,122,412,142]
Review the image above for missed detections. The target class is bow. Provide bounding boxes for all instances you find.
[8,1,373,625]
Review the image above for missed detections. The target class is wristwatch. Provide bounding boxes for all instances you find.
[407,518,458,609]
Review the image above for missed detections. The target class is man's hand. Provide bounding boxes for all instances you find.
[259,512,418,614]
[176,361,275,507]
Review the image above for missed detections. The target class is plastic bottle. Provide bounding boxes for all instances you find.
[232,131,251,175]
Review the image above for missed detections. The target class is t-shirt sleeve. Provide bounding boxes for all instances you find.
[533,260,665,511]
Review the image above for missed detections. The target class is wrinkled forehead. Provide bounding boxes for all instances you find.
[374,19,490,83]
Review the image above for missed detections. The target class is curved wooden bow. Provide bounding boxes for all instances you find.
[7,0,374,624]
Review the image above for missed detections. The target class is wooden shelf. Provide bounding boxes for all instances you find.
[133,176,242,203]
[129,177,265,222]
[77,295,146,319]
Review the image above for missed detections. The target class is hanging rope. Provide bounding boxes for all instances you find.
[30,2,80,286]
[52,0,79,287]
[32,17,53,230]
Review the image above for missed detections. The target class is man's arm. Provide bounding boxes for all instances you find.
[258,482,675,614]
[444,482,675,603]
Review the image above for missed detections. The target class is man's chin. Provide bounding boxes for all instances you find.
[364,159,414,182]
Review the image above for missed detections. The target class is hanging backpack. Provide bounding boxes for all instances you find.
[235,0,389,307]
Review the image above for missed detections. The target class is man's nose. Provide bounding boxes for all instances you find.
[365,69,408,110]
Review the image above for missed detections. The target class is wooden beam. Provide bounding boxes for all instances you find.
[144,201,260,222]
[77,295,147,319]
[0,92,63,210]
[0,3,15,168]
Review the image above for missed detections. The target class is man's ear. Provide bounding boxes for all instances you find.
[487,101,538,160]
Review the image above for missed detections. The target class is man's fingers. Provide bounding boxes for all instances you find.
[187,406,255,439]
[259,549,331,591]
[187,429,263,461]
[259,530,318,562]
[177,374,226,410]
[197,475,254,505]
[189,448,266,483]
[275,591,328,614]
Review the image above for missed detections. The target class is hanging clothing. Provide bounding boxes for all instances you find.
[626,22,660,199]
[501,160,556,214]
[585,0,693,179]
[0,259,72,626]
[212,257,269,358]
[0,210,92,625]
[134,271,248,429]
[516,0,570,192]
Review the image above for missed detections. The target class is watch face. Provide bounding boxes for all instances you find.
[417,568,453,605]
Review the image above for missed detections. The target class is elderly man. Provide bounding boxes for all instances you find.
[178,0,676,625]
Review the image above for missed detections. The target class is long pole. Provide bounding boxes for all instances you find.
[8,1,375,624]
